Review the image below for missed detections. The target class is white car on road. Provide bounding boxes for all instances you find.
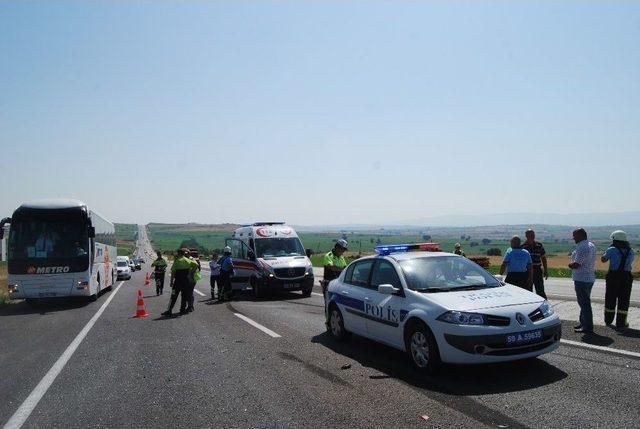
[325,244,561,373]
[116,256,132,280]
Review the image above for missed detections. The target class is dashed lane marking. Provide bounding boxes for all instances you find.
[3,282,125,429]
[560,339,640,359]
[193,289,206,297]
[234,313,282,338]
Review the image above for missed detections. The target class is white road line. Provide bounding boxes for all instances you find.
[311,292,323,297]
[234,313,282,338]
[560,339,640,359]
[3,282,125,429]
[193,289,206,297]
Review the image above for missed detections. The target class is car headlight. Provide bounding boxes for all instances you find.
[437,311,486,325]
[539,301,554,318]
[305,265,314,275]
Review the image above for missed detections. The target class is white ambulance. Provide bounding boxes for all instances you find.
[225,222,314,298]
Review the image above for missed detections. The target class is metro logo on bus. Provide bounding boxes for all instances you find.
[30,266,71,274]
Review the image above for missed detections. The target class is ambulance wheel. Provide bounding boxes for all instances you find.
[252,278,264,300]
[405,320,441,374]
[89,293,98,302]
[328,304,350,342]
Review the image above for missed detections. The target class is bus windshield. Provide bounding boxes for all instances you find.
[8,213,89,265]
[255,237,305,258]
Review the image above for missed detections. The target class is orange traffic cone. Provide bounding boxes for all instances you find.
[134,289,149,318]
[144,272,150,286]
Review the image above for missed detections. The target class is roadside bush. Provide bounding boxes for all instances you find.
[486,248,502,256]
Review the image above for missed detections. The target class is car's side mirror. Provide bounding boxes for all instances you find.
[378,284,400,295]
[305,249,313,258]
[88,226,96,239]
[247,250,256,261]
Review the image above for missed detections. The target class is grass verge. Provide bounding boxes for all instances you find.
[0,261,8,305]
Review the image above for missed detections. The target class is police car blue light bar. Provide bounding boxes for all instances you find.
[374,243,442,256]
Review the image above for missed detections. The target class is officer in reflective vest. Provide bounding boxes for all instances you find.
[601,230,635,329]
[162,248,198,317]
[322,239,348,296]
[151,251,168,295]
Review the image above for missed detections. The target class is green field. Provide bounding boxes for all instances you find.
[115,223,137,256]
[0,261,7,305]
[145,223,640,279]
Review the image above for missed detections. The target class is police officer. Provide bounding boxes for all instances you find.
[218,246,234,302]
[522,229,549,299]
[601,230,635,329]
[499,236,533,291]
[322,239,348,296]
[184,249,201,313]
[161,248,198,317]
[453,243,466,257]
[151,251,168,295]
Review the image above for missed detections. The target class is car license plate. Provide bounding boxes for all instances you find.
[505,329,543,346]
[284,283,300,289]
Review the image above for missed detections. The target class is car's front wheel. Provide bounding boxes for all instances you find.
[327,304,350,341]
[405,321,441,374]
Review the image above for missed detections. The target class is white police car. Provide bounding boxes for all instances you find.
[325,244,561,373]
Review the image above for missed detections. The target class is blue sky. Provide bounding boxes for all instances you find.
[1,1,639,225]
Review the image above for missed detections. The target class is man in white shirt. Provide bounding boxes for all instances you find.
[209,252,221,300]
[568,228,597,334]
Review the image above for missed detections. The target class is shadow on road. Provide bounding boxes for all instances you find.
[0,295,97,316]
[311,331,568,396]
[617,327,640,339]
[580,331,615,347]
[199,290,312,305]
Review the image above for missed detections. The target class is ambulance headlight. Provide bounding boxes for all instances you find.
[539,301,554,318]
[8,284,19,293]
[437,311,486,325]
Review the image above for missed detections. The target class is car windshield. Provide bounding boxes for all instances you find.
[255,237,305,258]
[399,256,502,292]
[117,261,127,267]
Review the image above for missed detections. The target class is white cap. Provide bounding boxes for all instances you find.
[611,230,628,242]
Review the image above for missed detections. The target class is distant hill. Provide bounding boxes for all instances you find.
[146,223,241,232]
[394,211,640,228]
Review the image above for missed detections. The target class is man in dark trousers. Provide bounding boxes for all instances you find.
[162,248,198,317]
[218,246,235,302]
[184,249,201,313]
[523,229,549,299]
[151,251,168,295]
[602,230,635,329]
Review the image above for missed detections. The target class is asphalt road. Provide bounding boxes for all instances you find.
[1,231,639,428]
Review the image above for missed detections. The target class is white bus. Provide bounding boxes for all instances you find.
[0,199,117,301]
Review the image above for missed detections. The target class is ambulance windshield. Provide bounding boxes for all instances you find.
[255,237,305,258]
